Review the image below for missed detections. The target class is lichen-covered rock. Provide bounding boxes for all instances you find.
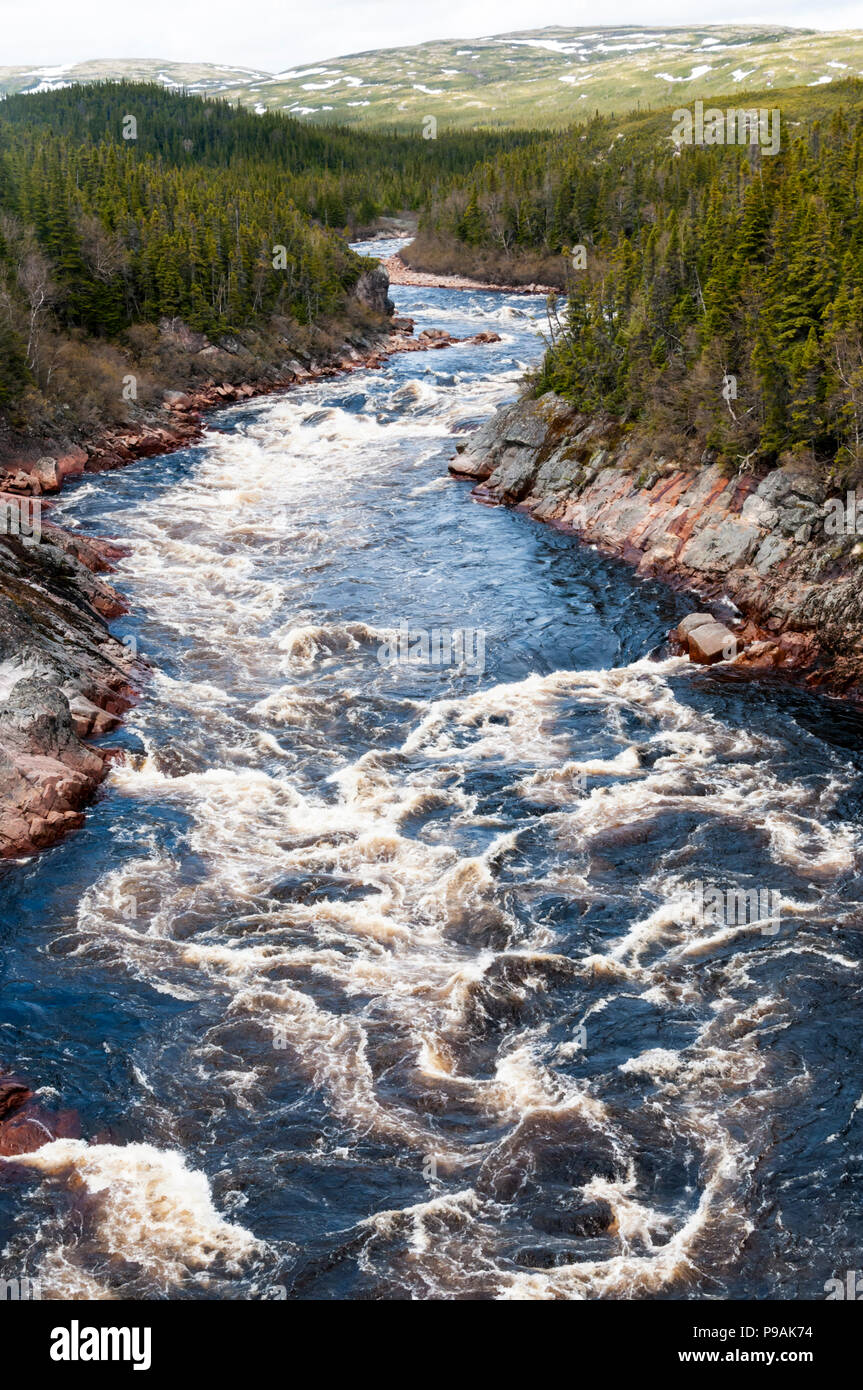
[680,518,761,571]
[452,393,582,483]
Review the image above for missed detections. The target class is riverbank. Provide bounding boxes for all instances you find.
[2,321,500,494]
[0,513,136,859]
[452,392,863,700]
[0,259,498,496]
[397,230,567,292]
[382,252,558,296]
[0,276,502,861]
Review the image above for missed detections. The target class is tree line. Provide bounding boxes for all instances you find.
[0,82,539,413]
[418,82,863,474]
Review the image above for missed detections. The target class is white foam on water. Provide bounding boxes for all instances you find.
[68,644,859,1294]
[41,329,861,1299]
[3,1140,260,1295]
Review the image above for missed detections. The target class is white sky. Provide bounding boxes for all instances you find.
[0,0,861,71]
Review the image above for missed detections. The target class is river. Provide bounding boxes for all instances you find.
[1,239,862,1301]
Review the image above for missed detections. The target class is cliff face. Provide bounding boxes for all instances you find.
[0,516,137,858]
[351,264,395,317]
[451,393,863,697]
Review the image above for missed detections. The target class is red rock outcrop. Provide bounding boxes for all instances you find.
[452,393,863,697]
[0,677,112,857]
[0,1072,80,1158]
[0,515,136,858]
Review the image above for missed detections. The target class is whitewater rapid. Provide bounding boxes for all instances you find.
[2,241,862,1300]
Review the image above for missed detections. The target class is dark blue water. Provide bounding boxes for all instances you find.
[1,242,862,1300]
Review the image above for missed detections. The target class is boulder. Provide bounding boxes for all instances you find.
[352,264,394,317]
[55,446,88,484]
[67,693,121,739]
[674,615,737,664]
[451,393,580,483]
[676,612,715,639]
[0,677,96,767]
[755,464,824,507]
[0,678,108,855]
[0,1070,80,1157]
[32,456,60,492]
[680,518,761,571]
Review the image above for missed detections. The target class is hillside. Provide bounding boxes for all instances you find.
[4,26,863,129]
[0,59,271,100]
[0,84,376,458]
[409,76,863,481]
[0,80,548,465]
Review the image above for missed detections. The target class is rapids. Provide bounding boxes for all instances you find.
[1,240,862,1300]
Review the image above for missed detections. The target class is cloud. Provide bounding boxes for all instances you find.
[0,0,860,71]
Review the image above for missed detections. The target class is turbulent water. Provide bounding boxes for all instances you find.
[2,239,863,1301]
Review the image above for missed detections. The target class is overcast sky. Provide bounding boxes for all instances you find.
[0,0,861,71]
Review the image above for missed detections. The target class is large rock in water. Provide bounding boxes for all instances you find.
[0,677,109,856]
[352,265,394,317]
[0,1071,80,1156]
[674,613,737,664]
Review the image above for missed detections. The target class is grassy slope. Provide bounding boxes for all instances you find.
[3,27,863,129]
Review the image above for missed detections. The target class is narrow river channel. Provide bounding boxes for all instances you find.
[2,240,862,1300]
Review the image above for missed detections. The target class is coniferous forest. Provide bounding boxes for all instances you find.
[3,79,861,473]
[410,81,863,475]
[0,83,535,440]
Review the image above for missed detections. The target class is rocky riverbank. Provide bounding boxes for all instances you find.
[383,253,557,296]
[0,269,497,499]
[2,322,498,491]
[0,267,502,863]
[451,392,863,699]
[0,511,137,859]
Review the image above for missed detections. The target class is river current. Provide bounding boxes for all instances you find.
[1,240,862,1301]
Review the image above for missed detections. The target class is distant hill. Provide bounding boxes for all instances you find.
[3,26,863,128]
[0,59,270,99]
